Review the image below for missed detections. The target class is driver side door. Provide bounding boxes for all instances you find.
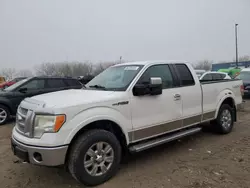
[129,64,183,142]
[18,78,45,100]
[12,78,46,110]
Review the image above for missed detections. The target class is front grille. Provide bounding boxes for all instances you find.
[16,106,34,137]
[19,107,28,116]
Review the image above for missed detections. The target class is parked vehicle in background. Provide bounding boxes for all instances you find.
[218,68,241,78]
[194,69,206,78]
[199,71,231,81]
[0,76,5,84]
[235,68,250,96]
[0,77,27,89]
[11,61,243,186]
[77,75,94,85]
[0,77,82,125]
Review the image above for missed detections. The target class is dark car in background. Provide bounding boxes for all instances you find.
[0,77,82,125]
[77,75,94,85]
[235,68,250,96]
[0,77,27,89]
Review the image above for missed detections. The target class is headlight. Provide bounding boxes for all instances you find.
[33,115,66,138]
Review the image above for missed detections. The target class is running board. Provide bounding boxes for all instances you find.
[129,127,202,153]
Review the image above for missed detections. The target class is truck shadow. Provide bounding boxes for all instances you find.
[26,130,216,187]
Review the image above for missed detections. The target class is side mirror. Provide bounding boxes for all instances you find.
[19,88,27,93]
[133,77,162,96]
[149,77,162,95]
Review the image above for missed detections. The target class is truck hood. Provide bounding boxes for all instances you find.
[31,89,117,108]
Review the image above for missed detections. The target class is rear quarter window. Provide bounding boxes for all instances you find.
[47,79,66,88]
[175,64,195,86]
[65,79,82,86]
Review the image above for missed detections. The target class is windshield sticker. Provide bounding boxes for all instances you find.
[124,66,139,70]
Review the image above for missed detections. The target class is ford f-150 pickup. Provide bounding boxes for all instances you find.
[11,61,244,186]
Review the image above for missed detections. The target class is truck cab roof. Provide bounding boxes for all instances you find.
[114,60,190,66]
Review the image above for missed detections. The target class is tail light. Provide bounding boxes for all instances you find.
[240,85,244,96]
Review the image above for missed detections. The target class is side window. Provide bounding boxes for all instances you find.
[47,79,66,88]
[65,79,81,86]
[20,79,45,90]
[137,65,174,89]
[202,73,212,80]
[212,73,222,80]
[220,74,226,79]
[175,64,195,86]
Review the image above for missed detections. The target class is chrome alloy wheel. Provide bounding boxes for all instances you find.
[220,109,232,129]
[84,142,114,176]
[0,108,7,124]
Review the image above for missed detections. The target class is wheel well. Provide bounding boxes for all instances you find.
[221,97,235,108]
[65,120,128,164]
[0,103,11,114]
[220,97,236,121]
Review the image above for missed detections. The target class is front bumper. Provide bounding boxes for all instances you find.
[11,136,68,166]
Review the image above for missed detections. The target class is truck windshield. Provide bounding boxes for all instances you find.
[86,65,143,91]
[235,71,250,81]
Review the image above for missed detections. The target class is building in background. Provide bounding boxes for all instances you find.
[212,61,250,71]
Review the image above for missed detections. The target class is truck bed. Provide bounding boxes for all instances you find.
[200,78,243,118]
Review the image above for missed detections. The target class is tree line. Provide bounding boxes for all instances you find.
[1,56,250,81]
[0,61,121,81]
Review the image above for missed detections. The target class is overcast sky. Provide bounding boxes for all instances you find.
[0,0,250,69]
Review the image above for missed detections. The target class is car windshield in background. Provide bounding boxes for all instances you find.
[235,72,250,81]
[4,78,30,91]
[86,65,143,91]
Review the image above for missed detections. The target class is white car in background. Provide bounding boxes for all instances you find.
[195,69,206,79]
[199,71,231,81]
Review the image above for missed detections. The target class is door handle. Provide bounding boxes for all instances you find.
[174,94,181,100]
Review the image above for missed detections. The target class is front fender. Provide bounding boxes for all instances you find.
[0,97,14,114]
[63,107,131,145]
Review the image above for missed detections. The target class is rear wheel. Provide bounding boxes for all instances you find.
[213,104,234,134]
[68,129,122,186]
[0,104,10,125]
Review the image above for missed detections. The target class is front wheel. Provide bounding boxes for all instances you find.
[0,104,10,125]
[68,129,122,186]
[213,104,234,134]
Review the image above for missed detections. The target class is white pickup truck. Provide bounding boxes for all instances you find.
[11,61,244,186]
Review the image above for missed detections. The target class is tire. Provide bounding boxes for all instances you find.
[0,104,10,125]
[68,129,122,186]
[213,104,234,134]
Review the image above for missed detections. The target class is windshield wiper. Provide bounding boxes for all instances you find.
[88,85,107,90]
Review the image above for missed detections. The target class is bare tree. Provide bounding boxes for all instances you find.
[71,62,93,77]
[35,61,95,77]
[17,69,33,77]
[239,55,250,62]
[0,68,16,80]
[193,60,212,71]
[93,62,115,75]
[35,62,58,76]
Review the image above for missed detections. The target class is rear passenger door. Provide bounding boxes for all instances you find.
[174,64,202,126]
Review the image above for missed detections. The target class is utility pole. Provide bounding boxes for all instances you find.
[119,56,122,64]
[235,23,239,68]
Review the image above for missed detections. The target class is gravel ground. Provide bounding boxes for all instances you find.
[0,101,250,188]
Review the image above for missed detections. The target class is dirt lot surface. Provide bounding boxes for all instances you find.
[1,101,250,188]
